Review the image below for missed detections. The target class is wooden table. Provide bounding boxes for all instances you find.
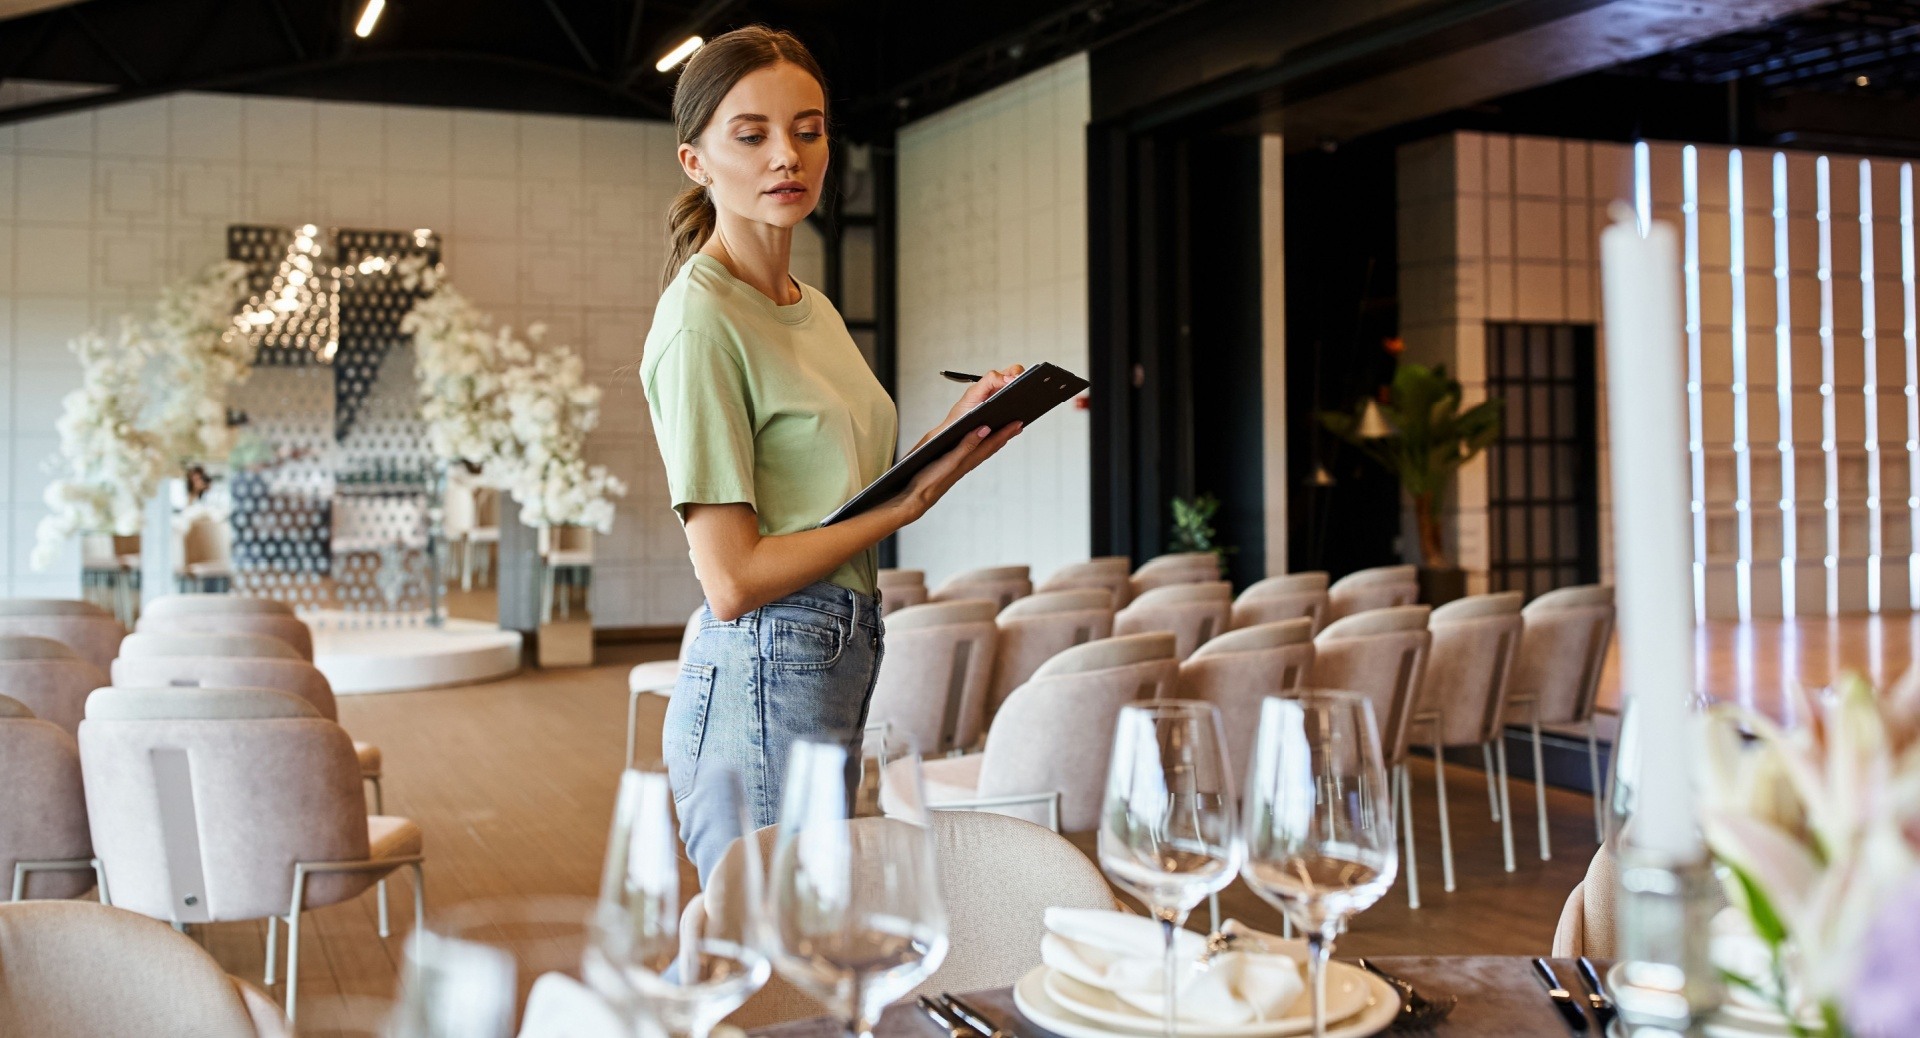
[753,957,1612,1038]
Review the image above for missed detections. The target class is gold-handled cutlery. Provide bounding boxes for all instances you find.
[1532,958,1591,1032]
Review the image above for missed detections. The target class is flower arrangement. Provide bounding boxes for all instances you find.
[148,260,253,466]
[31,323,169,569]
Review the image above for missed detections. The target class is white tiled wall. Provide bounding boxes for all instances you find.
[0,91,843,626]
[895,55,1092,589]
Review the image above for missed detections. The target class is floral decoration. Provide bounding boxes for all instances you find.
[31,323,169,569]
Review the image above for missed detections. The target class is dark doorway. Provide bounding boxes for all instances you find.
[1483,322,1602,598]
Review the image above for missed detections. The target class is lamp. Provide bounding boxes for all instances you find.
[1356,399,1392,439]
[656,36,704,72]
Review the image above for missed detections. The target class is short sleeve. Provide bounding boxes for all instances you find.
[643,330,757,518]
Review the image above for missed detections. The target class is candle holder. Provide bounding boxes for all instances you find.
[1611,839,1724,1036]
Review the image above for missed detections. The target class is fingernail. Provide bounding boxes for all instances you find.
[976,426,990,438]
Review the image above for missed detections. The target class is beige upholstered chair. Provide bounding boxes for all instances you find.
[111,634,387,813]
[0,900,291,1037]
[1036,556,1133,609]
[867,600,999,755]
[626,607,704,763]
[79,687,425,1024]
[1113,581,1233,660]
[1312,605,1432,906]
[1176,618,1314,777]
[876,568,929,615]
[686,812,1119,1030]
[537,525,594,621]
[1128,552,1221,599]
[1232,572,1331,633]
[175,513,234,592]
[1405,592,1525,892]
[0,599,126,674]
[890,633,1179,831]
[984,589,1115,720]
[1507,585,1616,853]
[0,635,106,740]
[136,597,314,661]
[1553,844,1618,958]
[931,565,1033,610]
[1326,564,1419,623]
[1,695,98,902]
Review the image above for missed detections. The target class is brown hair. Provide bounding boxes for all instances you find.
[662,26,829,289]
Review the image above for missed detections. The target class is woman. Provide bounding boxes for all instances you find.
[641,26,1024,878]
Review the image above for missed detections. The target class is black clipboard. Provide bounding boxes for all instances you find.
[818,361,1090,526]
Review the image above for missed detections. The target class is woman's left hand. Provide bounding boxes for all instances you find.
[943,364,1024,425]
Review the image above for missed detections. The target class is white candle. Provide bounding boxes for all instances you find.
[1599,205,1702,858]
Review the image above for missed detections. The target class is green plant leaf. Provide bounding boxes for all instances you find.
[1726,862,1790,948]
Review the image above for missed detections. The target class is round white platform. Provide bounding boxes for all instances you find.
[309,612,522,695]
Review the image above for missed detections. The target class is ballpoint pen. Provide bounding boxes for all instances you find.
[941,370,983,382]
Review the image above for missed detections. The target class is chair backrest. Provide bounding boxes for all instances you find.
[984,590,1115,720]
[0,900,287,1038]
[1178,619,1315,777]
[79,688,371,922]
[876,569,929,616]
[1311,605,1432,764]
[178,515,232,571]
[1112,581,1233,660]
[1035,557,1133,609]
[979,648,1180,830]
[1552,845,1618,958]
[1127,553,1220,599]
[539,525,593,557]
[136,611,313,661]
[1232,589,1331,635]
[1511,585,1615,725]
[442,480,477,538]
[1326,564,1419,623]
[0,602,127,674]
[931,565,1032,611]
[117,631,303,661]
[112,655,339,722]
[1418,592,1525,747]
[0,696,93,901]
[697,812,1118,1029]
[0,637,105,740]
[142,594,294,619]
[866,601,1000,754]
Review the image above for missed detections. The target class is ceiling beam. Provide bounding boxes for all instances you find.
[541,0,600,74]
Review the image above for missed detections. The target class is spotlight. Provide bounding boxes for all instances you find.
[1856,74,1870,87]
[354,0,385,38]
[657,35,703,72]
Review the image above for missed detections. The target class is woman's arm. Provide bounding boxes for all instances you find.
[685,419,1023,620]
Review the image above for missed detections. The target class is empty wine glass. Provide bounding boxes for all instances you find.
[764,730,948,1038]
[585,766,770,1038]
[1240,693,1397,1038]
[1097,701,1242,1038]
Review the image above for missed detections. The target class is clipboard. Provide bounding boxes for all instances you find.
[818,361,1090,526]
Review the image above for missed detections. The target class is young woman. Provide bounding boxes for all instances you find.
[641,26,1024,878]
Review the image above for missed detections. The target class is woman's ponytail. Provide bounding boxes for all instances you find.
[662,183,718,290]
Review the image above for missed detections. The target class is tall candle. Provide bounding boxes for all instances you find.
[1599,205,1702,858]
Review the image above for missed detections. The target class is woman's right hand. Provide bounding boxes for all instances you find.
[888,420,1024,525]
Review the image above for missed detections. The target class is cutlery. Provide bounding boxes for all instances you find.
[1531,958,1591,1032]
[918,995,976,1038]
[1355,959,1458,1030]
[941,370,983,383]
[1575,957,1616,1027]
[940,994,1010,1038]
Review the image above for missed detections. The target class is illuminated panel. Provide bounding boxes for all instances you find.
[1861,161,1883,613]
[1682,146,1708,622]
[1773,153,1797,616]
[1730,151,1754,620]
[1903,163,1920,609]
[1818,157,1840,616]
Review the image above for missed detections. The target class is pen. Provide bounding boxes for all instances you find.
[941,370,982,383]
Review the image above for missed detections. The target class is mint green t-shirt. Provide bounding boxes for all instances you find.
[640,254,898,596]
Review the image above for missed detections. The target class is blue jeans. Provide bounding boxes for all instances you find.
[664,580,885,882]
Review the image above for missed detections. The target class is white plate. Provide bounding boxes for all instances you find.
[1041,960,1371,1037]
[1016,967,1400,1038]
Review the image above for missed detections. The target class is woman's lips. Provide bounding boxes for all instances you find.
[765,182,808,204]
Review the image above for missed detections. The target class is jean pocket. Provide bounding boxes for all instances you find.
[769,616,845,670]
[666,662,718,801]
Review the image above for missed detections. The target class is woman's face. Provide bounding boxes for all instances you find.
[681,61,829,231]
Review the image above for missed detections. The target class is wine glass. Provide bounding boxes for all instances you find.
[585,766,770,1038]
[387,895,598,1038]
[1097,701,1242,1038]
[1240,692,1397,1038]
[763,730,948,1038]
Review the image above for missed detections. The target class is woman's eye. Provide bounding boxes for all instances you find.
[736,134,764,145]
[797,131,823,141]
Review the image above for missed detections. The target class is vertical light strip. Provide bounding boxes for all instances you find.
[1730,151,1755,620]
[1901,162,1919,610]
[1861,161,1883,613]
[1683,146,1709,621]
[1818,156,1841,616]
[1635,142,1653,236]
[1774,153,1798,617]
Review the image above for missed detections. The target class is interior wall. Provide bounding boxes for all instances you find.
[894,55,1092,589]
[0,91,833,625]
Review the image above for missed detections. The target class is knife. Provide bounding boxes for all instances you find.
[918,996,975,1038]
[941,994,1010,1038]
[1531,957,1590,1032]
[1576,957,1617,1026]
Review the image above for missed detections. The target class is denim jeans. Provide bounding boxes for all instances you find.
[664,579,885,882]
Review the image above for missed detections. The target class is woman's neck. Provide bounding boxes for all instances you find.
[702,212,799,305]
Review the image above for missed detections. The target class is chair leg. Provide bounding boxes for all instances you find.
[1586,719,1605,843]
[1495,738,1517,873]
[1531,710,1551,861]
[1397,763,1420,909]
[285,911,302,1024]
[367,775,384,815]
[1482,745,1501,821]
[93,859,109,905]
[1434,739,1454,893]
[378,880,391,938]
[411,861,426,933]
[460,539,474,592]
[265,914,279,986]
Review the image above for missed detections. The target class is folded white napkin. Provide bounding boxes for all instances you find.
[1041,909,1304,1025]
[516,973,627,1038]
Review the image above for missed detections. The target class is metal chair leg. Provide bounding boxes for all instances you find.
[378,880,390,938]
[1531,710,1551,861]
[1483,745,1501,820]
[1397,763,1420,909]
[1586,720,1605,843]
[285,909,303,1024]
[1434,739,1454,893]
[460,538,474,592]
[265,915,279,986]
[1495,738,1517,872]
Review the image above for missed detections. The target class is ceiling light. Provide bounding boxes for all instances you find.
[354,0,385,39]
[1856,75,1870,86]
[657,36,703,72]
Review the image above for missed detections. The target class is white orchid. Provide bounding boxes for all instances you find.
[33,323,169,570]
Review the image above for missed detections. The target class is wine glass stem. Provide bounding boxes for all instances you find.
[1305,931,1332,1038]
[847,972,874,1038]
[1161,917,1179,1038]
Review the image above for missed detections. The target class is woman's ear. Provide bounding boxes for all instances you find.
[678,142,707,186]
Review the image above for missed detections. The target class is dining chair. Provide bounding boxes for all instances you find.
[175,513,234,593]
[1405,592,1525,893]
[983,588,1115,721]
[625,607,704,764]
[1311,604,1432,907]
[1127,551,1221,599]
[1035,556,1133,609]
[884,632,1180,831]
[136,598,314,661]
[0,694,99,902]
[79,686,425,1025]
[0,598,127,675]
[930,564,1033,610]
[1326,564,1419,623]
[1552,845,1618,958]
[1231,571,1331,633]
[866,600,1000,755]
[875,568,929,615]
[0,635,106,740]
[686,811,1119,1030]
[0,900,290,1037]
[1505,584,1616,855]
[537,525,594,621]
[1176,618,1314,776]
[1113,580,1233,660]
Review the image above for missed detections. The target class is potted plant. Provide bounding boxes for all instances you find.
[1320,362,1501,605]
[1167,493,1234,564]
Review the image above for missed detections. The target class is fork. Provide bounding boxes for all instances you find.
[1356,959,1459,1031]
